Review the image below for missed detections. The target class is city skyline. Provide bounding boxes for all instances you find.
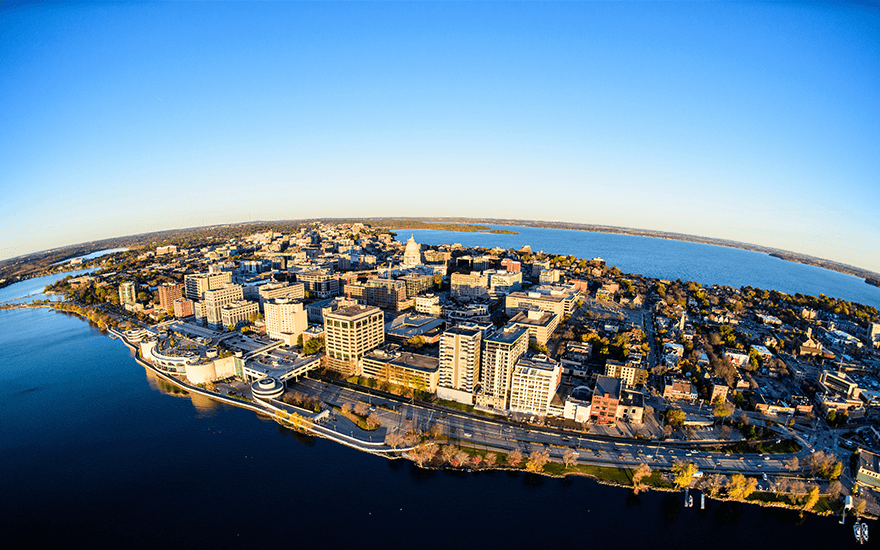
[2,2,878,271]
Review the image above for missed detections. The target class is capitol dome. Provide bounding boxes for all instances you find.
[402,235,421,266]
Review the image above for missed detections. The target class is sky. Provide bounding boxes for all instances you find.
[1,1,879,271]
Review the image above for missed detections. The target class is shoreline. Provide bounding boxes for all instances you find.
[2,304,875,521]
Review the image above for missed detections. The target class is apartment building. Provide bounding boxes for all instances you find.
[202,284,244,329]
[508,355,562,416]
[437,324,483,404]
[184,271,232,300]
[264,298,308,345]
[158,283,184,312]
[475,326,529,411]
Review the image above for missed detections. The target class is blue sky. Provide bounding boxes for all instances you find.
[2,2,878,271]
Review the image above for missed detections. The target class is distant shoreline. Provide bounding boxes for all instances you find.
[3,216,878,289]
[387,217,880,284]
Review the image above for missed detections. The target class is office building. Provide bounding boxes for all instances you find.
[362,344,439,393]
[220,300,259,331]
[507,309,559,346]
[202,284,244,329]
[324,305,384,376]
[184,271,232,301]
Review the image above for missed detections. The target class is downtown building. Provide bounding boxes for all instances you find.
[118,281,137,306]
[436,323,483,405]
[200,284,244,329]
[264,298,308,345]
[475,326,529,411]
[184,271,232,301]
[508,355,562,417]
[158,283,184,312]
[323,304,385,376]
[220,300,259,331]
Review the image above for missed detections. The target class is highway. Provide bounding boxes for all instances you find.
[292,377,808,476]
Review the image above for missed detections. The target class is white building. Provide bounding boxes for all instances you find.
[220,300,259,331]
[264,299,308,346]
[437,324,483,405]
[476,326,529,410]
[509,355,562,416]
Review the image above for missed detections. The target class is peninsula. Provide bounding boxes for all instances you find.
[6,220,880,519]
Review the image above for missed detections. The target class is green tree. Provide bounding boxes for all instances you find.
[666,408,686,428]
[303,336,324,355]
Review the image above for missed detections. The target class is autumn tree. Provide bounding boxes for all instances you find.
[525,450,550,473]
[507,449,524,467]
[827,480,844,500]
[410,443,437,467]
[562,449,579,467]
[727,474,758,500]
[785,456,800,472]
[672,461,697,490]
[802,486,820,511]
[632,463,652,494]
[666,408,686,428]
[441,445,458,464]
[702,474,727,497]
[452,450,470,468]
[484,453,497,468]
[385,431,404,449]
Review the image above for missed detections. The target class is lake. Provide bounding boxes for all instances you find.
[397,225,880,310]
[0,305,866,549]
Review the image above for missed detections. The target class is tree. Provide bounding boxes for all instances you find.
[484,452,497,468]
[427,422,445,440]
[409,443,436,467]
[452,450,470,468]
[785,456,800,472]
[303,336,324,355]
[562,449,579,467]
[365,413,381,430]
[354,402,370,416]
[802,486,820,511]
[703,474,727,497]
[713,399,734,419]
[727,474,758,500]
[853,498,866,515]
[525,450,550,473]
[632,463,652,494]
[507,449,523,467]
[441,445,458,464]
[385,431,404,449]
[296,334,304,348]
[827,480,844,500]
[672,461,697,490]
[666,408,686,428]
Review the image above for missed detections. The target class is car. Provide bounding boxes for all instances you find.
[763,456,770,460]
[463,432,473,438]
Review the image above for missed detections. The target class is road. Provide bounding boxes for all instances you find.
[292,377,808,475]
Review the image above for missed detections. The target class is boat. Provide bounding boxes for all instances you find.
[862,522,869,543]
[687,495,693,508]
[854,522,862,544]
[700,493,706,510]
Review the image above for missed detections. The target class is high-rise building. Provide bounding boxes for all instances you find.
[364,279,410,310]
[119,281,137,305]
[437,324,483,404]
[509,355,562,416]
[475,326,529,411]
[258,282,305,310]
[324,305,384,376]
[202,284,244,329]
[184,271,232,300]
[264,299,308,345]
[296,270,340,298]
[158,283,184,312]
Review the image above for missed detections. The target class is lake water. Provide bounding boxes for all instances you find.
[398,225,880,310]
[0,305,868,549]
[50,247,128,265]
[0,268,96,305]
